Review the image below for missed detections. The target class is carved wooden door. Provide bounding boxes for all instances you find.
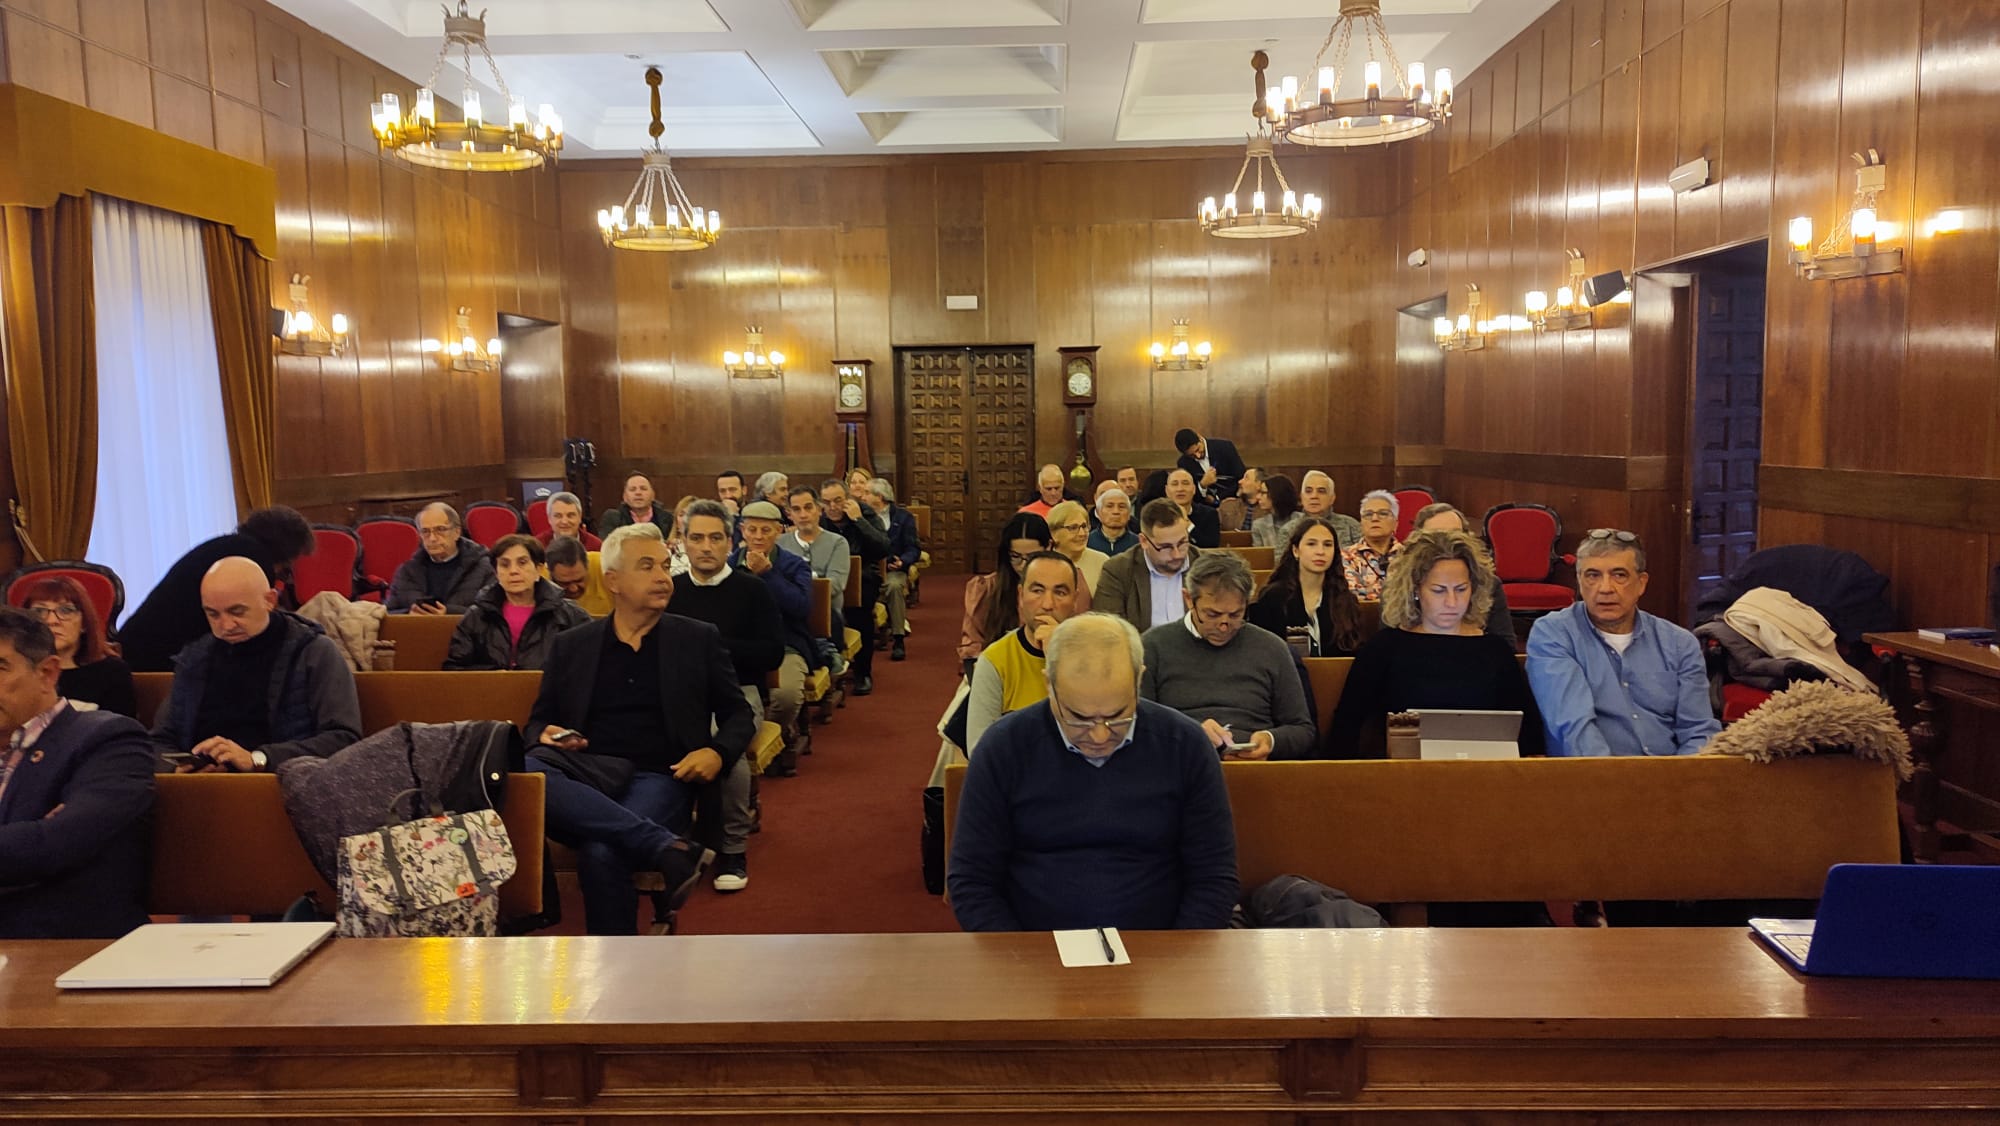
[1686,268,1765,617]
[897,346,1034,574]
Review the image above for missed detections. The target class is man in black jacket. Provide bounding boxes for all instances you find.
[0,607,157,939]
[1174,429,1246,508]
[821,478,889,692]
[527,523,754,933]
[152,557,362,773]
[387,503,494,614]
[117,506,316,671]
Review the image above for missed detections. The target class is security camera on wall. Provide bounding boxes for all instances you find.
[1408,248,1431,268]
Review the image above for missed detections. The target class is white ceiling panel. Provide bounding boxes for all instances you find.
[787,0,1067,31]
[821,45,1065,99]
[859,108,1062,146]
[1140,0,1477,22]
[265,0,1556,156]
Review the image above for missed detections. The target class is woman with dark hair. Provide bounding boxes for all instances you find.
[444,534,591,670]
[957,513,1090,666]
[1247,518,1364,658]
[1251,473,1305,549]
[20,575,137,717]
[1136,468,1171,511]
[114,505,316,671]
[1326,530,1542,759]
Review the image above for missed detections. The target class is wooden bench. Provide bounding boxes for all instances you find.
[1219,530,1253,548]
[943,756,1900,920]
[149,771,546,922]
[1225,545,1275,570]
[377,613,461,670]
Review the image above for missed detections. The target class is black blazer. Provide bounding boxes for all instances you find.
[0,707,157,939]
[1246,586,1362,658]
[1187,503,1221,549]
[526,614,757,775]
[1177,437,1246,505]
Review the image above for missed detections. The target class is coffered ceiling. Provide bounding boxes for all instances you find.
[266,0,1558,156]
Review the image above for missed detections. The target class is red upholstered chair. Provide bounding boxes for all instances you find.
[1482,503,1576,614]
[357,517,421,595]
[6,561,124,630]
[1392,485,1436,542]
[526,499,551,539]
[289,525,362,603]
[464,501,525,549]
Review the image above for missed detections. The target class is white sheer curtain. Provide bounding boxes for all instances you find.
[87,196,238,615]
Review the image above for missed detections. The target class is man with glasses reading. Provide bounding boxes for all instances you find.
[947,613,1238,932]
[1526,529,1719,757]
[1091,499,1202,636]
[1141,553,1316,761]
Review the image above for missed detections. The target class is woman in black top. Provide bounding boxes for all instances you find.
[1325,530,1542,759]
[445,535,591,670]
[1247,517,1364,657]
[20,575,137,718]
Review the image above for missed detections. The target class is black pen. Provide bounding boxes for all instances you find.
[1097,927,1115,963]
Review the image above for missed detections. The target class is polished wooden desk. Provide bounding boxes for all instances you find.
[1,929,1996,1121]
[1866,631,2000,863]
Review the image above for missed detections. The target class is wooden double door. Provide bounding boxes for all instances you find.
[897,346,1034,574]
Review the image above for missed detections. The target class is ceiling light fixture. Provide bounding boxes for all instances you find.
[1200,53,1323,240]
[1267,0,1450,148]
[598,66,721,252]
[369,2,561,172]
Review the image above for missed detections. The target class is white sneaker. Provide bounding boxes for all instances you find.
[712,853,749,892]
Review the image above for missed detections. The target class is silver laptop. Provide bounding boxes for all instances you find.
[1416,709,1523,760]
[57,922,335,989]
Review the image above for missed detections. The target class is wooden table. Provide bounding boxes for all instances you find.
[1866,631,2000,863]
[2,929,1996,1121]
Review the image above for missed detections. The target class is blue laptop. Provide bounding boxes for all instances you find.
[1750,864,2000,979]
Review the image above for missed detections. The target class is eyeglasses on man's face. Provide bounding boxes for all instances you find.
[1048,688,1138,739]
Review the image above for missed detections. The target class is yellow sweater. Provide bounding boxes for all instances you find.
[966,629,1050,753]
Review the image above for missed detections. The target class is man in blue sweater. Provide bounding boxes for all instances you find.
[948,613,1238,932]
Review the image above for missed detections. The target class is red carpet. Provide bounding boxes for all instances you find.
[548,573,970,935]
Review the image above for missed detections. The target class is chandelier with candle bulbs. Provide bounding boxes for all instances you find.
[369,2,562,172]
[1266,0,1451,148]
[1199,54,1321,240]
[597,66,721,252]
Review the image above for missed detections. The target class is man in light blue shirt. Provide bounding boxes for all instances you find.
[1527,529,1719,757]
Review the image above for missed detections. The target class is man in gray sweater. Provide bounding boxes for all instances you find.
[1140,552,1316,761]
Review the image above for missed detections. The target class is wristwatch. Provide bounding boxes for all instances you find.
[249,749,269,772]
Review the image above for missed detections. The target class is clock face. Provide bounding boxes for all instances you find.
[1066,359,1094,397]
[838,381,865,408]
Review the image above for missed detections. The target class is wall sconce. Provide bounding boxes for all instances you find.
[723,325,784,378]
[420,306,501,372]
[276,273,349,356]
[1789,149,1904,281]
[1527,250,1594,331]
[1433,285,1495,351]
[1149,318,1212,370]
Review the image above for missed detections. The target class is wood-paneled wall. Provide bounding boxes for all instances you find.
[556,150,1404,511]
[0,0,562,524]
[1386,0,2000,625]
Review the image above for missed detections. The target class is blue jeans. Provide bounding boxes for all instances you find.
[530,758,695,935]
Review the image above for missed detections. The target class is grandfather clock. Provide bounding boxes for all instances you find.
[1059,346,1104,490]
[833,359,875,478]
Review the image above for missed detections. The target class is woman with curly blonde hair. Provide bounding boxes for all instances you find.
[1325,530,1542,758]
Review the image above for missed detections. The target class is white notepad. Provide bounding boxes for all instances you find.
[56,922,335,989]
[1054,927,1130,967]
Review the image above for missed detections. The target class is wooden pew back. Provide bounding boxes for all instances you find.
[1225,545,1275,570]
[136,670,542,736]
[150,772,545,918]
[942,756,1899,907]
[378,613,461,671]
[811,577,834,638]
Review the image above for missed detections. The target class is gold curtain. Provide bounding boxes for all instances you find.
[201,222,274,514]
[1,195,96,562]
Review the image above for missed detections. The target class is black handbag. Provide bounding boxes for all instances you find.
[920,785,946,895]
